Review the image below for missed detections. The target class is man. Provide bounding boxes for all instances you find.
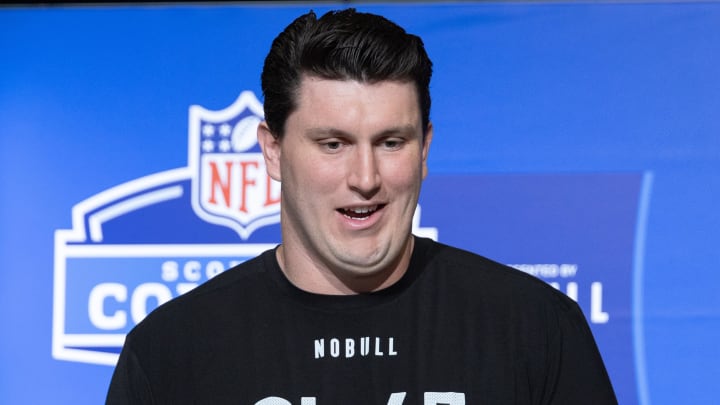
[107,9,617,404]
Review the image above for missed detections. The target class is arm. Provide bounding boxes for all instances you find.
[544,300,618,404]
[106,339,155,405]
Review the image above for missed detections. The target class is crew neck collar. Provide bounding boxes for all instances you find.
[262,236,431,312]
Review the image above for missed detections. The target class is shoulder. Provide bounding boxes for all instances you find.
[414,237,579,314]
[126,248,275,341]
[413,238,598,361]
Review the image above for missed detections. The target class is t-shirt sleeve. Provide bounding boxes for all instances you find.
[105,339,154,405]
[545,300,618,404]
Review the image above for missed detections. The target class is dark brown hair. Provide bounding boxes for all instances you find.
[261,8,433,138]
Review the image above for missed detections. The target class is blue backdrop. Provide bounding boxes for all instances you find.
[1,2,719,404]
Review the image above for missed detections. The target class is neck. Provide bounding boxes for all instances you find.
[275,237,414,295]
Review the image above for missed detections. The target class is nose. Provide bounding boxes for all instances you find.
[347,144,381,198]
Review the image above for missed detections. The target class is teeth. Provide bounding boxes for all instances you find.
[340,205,379,219]
[349,205,377,214]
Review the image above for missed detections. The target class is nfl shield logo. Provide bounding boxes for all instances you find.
[188,91,281,239]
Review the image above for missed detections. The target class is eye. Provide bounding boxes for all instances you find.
[381,138,404,150]
[319,139,344,152]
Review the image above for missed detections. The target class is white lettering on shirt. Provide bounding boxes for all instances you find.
[313,337,398,359]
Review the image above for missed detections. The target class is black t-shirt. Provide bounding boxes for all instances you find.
[106,237,617,404]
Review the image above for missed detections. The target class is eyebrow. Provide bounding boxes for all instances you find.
[305,125,419,139]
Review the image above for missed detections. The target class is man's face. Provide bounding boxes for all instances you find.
[259,76,432,291]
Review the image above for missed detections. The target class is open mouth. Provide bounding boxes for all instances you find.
[338,204,384,220]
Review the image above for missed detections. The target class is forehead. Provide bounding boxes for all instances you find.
[289,76,422,133]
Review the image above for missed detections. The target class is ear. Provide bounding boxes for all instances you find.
[257,121,282,182]
[421,122,433,180]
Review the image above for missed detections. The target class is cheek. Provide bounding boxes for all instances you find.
[381,158,424,190]
[283,154,344,194]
